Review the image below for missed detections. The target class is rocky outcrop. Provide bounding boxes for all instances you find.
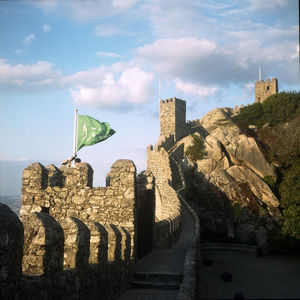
[175,108,280,247]
[199,108,276,178]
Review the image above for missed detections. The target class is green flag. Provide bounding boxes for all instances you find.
[77,115,115,151]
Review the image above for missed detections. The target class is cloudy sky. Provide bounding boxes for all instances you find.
[0,0,299,187]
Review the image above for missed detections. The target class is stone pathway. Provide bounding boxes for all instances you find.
[198,249,300,299]
[118,203,194,300]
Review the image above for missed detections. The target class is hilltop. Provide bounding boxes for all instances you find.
[181,91,300,252]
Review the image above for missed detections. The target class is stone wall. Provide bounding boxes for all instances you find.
[1,159,139,300]
[255,78,278,103]
[147,145,181,248]
[160,98,186,141]
[0,204,23,299]
[21,160,136,256]
[156,133,175,152]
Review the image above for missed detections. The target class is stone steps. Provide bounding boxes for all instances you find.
[131,272,183,290]
[200,243,258,254]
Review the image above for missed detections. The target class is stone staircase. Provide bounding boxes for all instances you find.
[118,204,195,300]
[131,272,183,290]
[200,242,258,254]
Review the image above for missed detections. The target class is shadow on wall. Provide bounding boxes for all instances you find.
[0,205,134,300]
[0,203,24,289]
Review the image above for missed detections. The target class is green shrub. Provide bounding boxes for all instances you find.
[269,117,300,167]
[185,134,207,162]
[263,176,276,189]
[235,102,263,129]
[235,91,300,130]
[263,175,279,197]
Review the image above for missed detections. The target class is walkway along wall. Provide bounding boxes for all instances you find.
[147,142,181,248]
[150,96,201,299]
[0,159,144,300]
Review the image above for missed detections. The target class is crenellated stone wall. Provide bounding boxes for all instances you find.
[1,159,140,300]
[255,77,278,103]
[21,160,137,256]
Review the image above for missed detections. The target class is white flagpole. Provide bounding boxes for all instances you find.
[73,109,78,157]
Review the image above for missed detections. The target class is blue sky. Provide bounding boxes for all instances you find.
[0,0,299,187]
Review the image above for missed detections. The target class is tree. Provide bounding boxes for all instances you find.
[185,134,207,162]
[234,91,300,252]
[278,159,300,239]
[235,91,300,130]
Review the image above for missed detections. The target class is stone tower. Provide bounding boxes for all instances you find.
[255,77,278,103]
[160,97,186,141]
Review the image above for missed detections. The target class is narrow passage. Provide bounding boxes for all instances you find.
[118,203,194,300]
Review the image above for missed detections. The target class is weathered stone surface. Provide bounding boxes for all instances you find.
[147,142,181,247]
[226,166,280,210]
[235,135,276,178]
[21,212,64,276]
[0,203,23,280]
[198,107,276,179]
[255,77,278,103]
[0,158,141,299]
[160,98,186,141]
[60,217,89,270]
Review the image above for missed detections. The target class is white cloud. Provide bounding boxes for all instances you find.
[136,31,299,87]
[22,34,35,45]
[96,51,122,58]
[129,0,298,95]
[175,79,218,98]
[33,0,138,23]
[62,63,125,88]
[1,0,298,108]
[139,0,215,39]
[248,0,288,12]
[70,67,154,109]
[112,0,138,10]
[0,59,61,91]
[42,24,51,32]
[136,37,251,84]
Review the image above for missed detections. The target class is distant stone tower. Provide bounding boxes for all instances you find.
[160,97,186,141]
[255,77,278,103]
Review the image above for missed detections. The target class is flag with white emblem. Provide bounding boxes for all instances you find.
[77,115,115,151]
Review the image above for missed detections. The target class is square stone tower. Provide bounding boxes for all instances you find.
[160,97,186,141]
[255,77,278,103]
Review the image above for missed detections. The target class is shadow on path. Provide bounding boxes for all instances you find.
[118,203,194,300]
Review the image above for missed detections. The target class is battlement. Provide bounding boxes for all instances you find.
[255,77,278,103]
[1,159,160,299]
[21,160,137,229]
[22,162,93,192]
[160,97,186,141]
[160,97,184,104]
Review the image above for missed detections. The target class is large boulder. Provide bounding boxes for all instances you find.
[235,135,276,178]
[177,107,281,246]
[199,108,276,179]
